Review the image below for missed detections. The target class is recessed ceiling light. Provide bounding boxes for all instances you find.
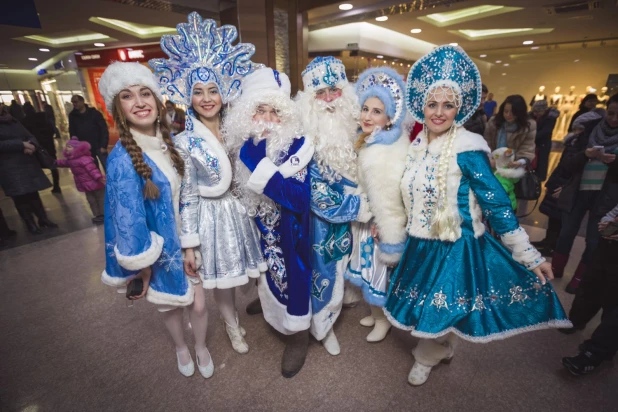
[523,40,534,45]
[339,3,353,10]
[480,54,487,58]
[376,55,383,58]
[502,73,507,76]
[574,59,580,62]
[449,43,458,46]
[383,60,387,63]
[400,63,403,66]
[495,60,502,63]
[28,58,38,61]
[407,64,411,67]
[504,63,510,66]
[94,42,105,47]
[531,46,539,50]
[39,48,50,52]
[376,16,388,22]
[68,59,72,63]
[391,61,395,65]
[410,28,422,34]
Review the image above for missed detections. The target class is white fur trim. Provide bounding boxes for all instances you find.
[358,131,409,247]
[468,189,486,238]
[185,116,233,197]
[247,267,261,278]
[356,194,373,223]
[241,68,291,102]
[279,139,315,178]
[495,167,526,179]
[257,273,311,335]
[180,233,200,249]
[310,259,346,341]
[98,62,163,113]
[500,227,546,270]
[378,250,403,266]
[114,231,164,271]
[258,262,269,272]
[247,158,279,194]
[146,280,194,307]
[101,269,127,287]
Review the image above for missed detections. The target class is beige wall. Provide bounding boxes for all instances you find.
[0,70,40,90]
[481,47,618,109]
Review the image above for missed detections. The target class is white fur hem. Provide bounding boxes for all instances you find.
[114,231,164,271]
[198,183,230,198]
[258,262,269,272]
[310,262,345,341]
[101,269,128,287]
[247,158,279,195]
[257,273,311,335]
[384,309,573,343]
[201,274,250,290]
[180,233,200,249]
[146,281,194,307]
[378,250,402,266]
[279,139,315,178]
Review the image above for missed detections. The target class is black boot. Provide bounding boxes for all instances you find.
[31,193,58,228]
[14,203,41,234]
[246,297,263,315]
[281,330,309,378]
[51,169,61,193]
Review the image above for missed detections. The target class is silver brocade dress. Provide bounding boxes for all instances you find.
[174,116,266,289]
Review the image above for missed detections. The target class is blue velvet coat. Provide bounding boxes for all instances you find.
[101,141,192,307]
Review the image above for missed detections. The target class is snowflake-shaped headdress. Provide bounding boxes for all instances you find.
[406,45,482,127]
[356,66,406,129]
[149,12,260,107]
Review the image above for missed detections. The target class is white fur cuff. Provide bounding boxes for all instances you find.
[247,158,279,194]
[500,227,546,270]
[114,231,164,271]
[180,233,200,249]
[356,194,373,223]
[378,250,403,266]
[279,140,315,178]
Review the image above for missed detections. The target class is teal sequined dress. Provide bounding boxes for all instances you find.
[384,130,571,343]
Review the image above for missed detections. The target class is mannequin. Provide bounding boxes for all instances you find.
[597,86,609,107]
[530,85,547,106]
[558,86,577,135]
[549,86,562,107]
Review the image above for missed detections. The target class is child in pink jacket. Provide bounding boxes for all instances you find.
[56,137,106,223]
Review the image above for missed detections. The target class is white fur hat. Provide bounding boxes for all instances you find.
[240,67,291,104]
[98,62,163,113]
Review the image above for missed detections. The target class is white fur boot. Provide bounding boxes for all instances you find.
[408,334,456,386]
[225,319,249,354]
[342,283,362,308]
[366,305,391,342]
[322,328,341,355]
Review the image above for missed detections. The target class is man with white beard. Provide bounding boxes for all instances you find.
[295,56,372,355]
[224,67,315,378]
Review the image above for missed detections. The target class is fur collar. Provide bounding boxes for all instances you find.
[495,166,526,179]
[409,127,490,156]
[365,125,402,147]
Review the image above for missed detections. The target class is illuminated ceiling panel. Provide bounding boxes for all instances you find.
[451,28,554,40]
[418,5,523,27]
[89,17,176,39]
[15,31,116,47]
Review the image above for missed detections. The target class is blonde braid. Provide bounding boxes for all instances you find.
[430,123,461,241]
[112,98,160,199]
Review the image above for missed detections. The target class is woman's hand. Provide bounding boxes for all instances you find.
[532,261,554,285]
[184,248,198,277]
[371,223,380,242]
[23,141,35,155]
[127,266,152,300]
[600,153,616,164]
[598,220,609,232]
[552,187,562,199]
[585,147,602,159]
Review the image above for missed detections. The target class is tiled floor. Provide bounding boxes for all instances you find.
[1,141,615,412]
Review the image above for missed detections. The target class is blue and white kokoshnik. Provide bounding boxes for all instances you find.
[149,12,260,111]
[301,56,348,93]
[406,45,482,127]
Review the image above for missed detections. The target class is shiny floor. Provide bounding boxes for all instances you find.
[1,141,616,412]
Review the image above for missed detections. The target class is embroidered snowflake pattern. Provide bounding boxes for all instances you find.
[471,295,486,312]
[442,59,454,78]
[430,289,449,310]
[509,286,528,305]
[157,250,183,272]
[106,242,116,258]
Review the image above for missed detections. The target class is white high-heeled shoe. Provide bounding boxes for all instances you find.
[176,349,195,377]
[359,315,375,327]
[322,328,341,356]
[366,318,391,342]
[196,349,214,379]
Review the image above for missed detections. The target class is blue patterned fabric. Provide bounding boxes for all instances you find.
[252,137,312,321]
[301,56,348,93]
[384,150,570,342]
[309,161,361,316]
[103,142,190,304]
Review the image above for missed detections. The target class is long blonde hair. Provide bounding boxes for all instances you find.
[112,94,185,200]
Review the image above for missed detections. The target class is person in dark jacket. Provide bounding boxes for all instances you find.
[0,103,57,234]
[568,94,599,132]
[68,95,109,171]
[43,102,60,138]
[463,83,488,136]
[23,102,61,193]
[552,93,618,294]
[9,100,25,123]
[530,100,560,181]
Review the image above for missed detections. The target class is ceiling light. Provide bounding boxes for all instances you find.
[407,64,411,67]
[339,3,353,10]
[504,63,509,66]
[68,60,72,63]
[502,73,507,76]
[480,54,487,58]
[39,48,50,52]
[376,16,388,22]
[495,60,502,63]
[89,17,175,39]
[20,32,111,46]
[531,46,539,50]
[449,43,458,46]
[419,5,522,27]
[383,60,387,63]
[410,28,422,34]
[94,43,105,47]
[523,40,534,45]
[400,63,403,66]
[574,59,580,62]
[391,62,395,65]
[376,55,384,58]
[28,58,38,61]
[453,28,553,40]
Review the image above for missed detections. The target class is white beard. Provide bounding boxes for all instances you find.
[297,85,359,182]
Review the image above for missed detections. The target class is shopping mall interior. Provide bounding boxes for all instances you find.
[1,1,618,411]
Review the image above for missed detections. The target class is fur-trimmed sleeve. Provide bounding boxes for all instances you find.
[358,132,409,265]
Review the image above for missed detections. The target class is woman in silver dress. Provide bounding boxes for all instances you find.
[150,14,266,354]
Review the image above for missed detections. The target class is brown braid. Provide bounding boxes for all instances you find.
[354,132,370,151]
[155,100,184,177]
[112,95,160,199]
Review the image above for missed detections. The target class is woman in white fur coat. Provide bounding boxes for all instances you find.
[381,45,570,386]
[345,67,408,342]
